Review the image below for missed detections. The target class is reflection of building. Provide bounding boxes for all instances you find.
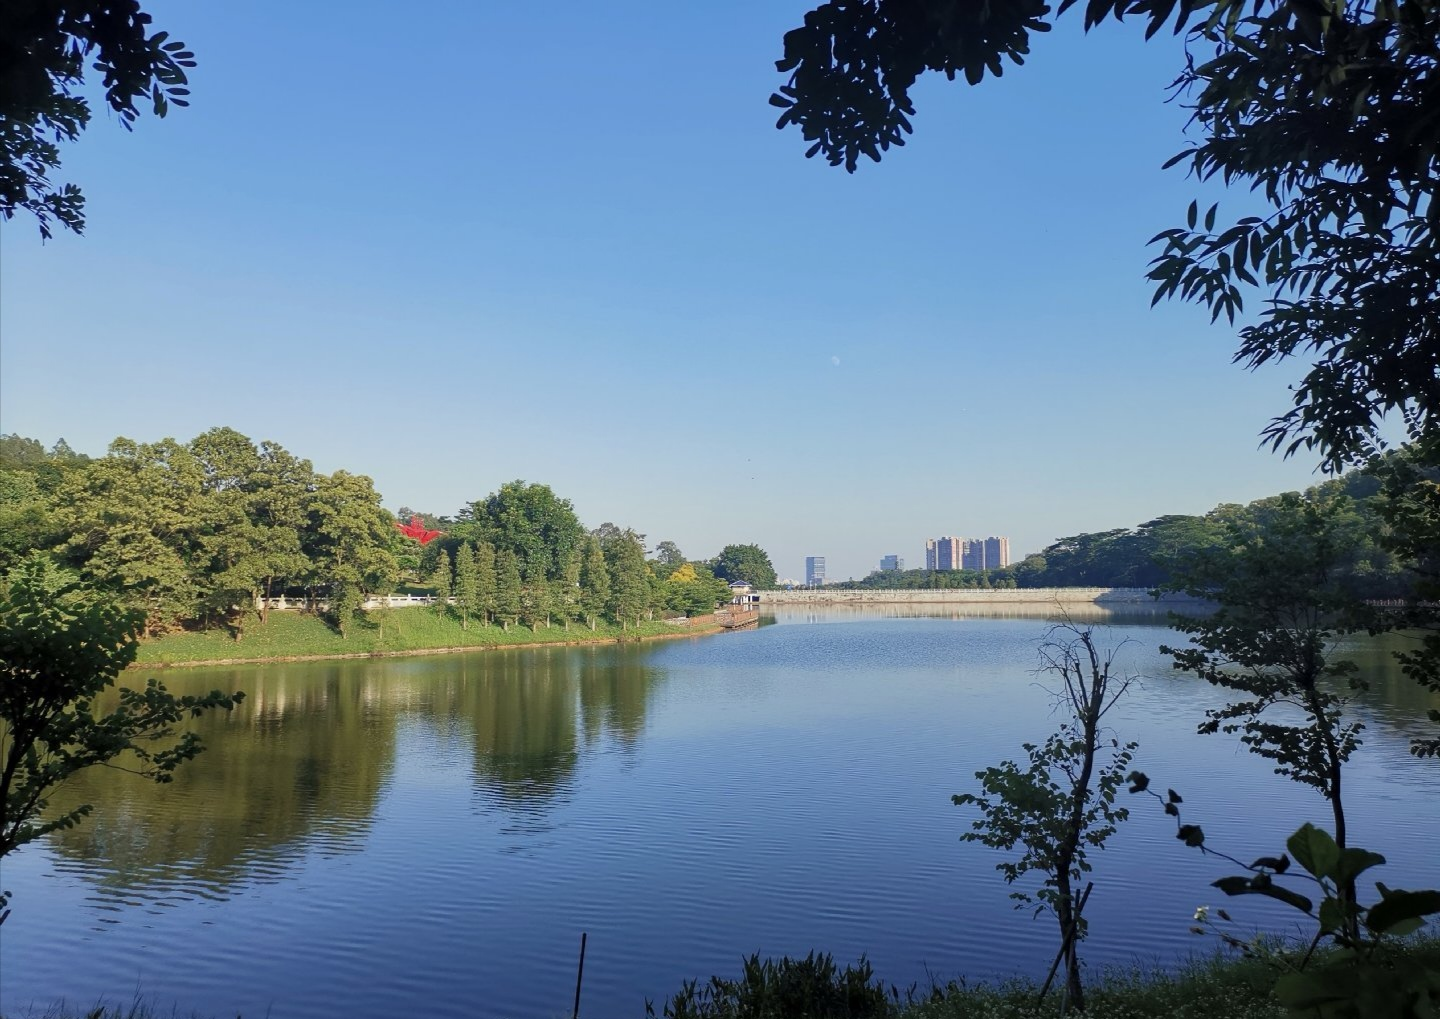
[879,554,904,571]
[925,537,962,571]
[805,556,826,586]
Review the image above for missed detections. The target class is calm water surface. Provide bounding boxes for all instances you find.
[2,608,1437,1018]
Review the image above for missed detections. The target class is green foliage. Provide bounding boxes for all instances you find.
[771,0,1440,465]
[0,556,241,921]
[711,543,778,590]
[953,624,1137,1010]
[520,555,551,631]
[452,544,478,630]
[474,540,497,626]
[651,539,688,580]
[1369,436,1440,757]
[650,952,895,1019]
[603,528,652,627]
[579,536,611,629]
[662,561,730,616]
[495,549,523,629]
[133,603,698,664]
[430,548,453,610]
[461,481,584,583]
[1163,494,1370,850]
[1161,492,1382,937]
[0,2,196,237]
[1132,777,1440,1019]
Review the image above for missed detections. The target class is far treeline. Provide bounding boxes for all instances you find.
[0,429,779,639]
[842,463,1413,596]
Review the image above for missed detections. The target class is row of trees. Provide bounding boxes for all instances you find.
[0,431,777,638]
[841,461,1410,595]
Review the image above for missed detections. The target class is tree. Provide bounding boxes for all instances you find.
[521,555,551,632]
[771,0,1440,466]
[1,2,196,237]
[55,436,206,634]
[1367,440,1440,757]
[650,540,687,580]
[305,469,399,610]
[665,561,730,616]
[1161,492,1373,938]
[578,537,610,630]
[430,548,454,614]
[464,481,584,583]
[711,543,778,590]
[495,548,523,630]
[452,543,478,630]
[559,547,582,630]
[954,624,1136,1011]
[474,540,497,627]
[327,581,363,638]
[604,531,651,628]
[0,557,241,920]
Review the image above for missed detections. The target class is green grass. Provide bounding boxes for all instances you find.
[11,941,1440,1018]
[134,606,710,666]
[899,954,1287,1019]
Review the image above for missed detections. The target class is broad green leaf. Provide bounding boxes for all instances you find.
[1366,888,1440,934]
[1287,823,1340,879]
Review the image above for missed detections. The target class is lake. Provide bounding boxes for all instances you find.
[3,607,1437,1019]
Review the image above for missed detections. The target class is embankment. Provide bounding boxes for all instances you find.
[757,586,1198,605]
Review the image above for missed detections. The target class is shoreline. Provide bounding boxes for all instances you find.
[129,619,728,670]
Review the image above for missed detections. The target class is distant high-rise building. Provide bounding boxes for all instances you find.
[984,536,1011,569]
[805,556,826,586]
[930,535,1013,570]
[959,536,1013,570]
[879,554,904,572]
[925,536,963,571]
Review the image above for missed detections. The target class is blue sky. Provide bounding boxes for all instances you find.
[1,1,1329,581]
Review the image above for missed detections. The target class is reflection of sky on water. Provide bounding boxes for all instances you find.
[3,615,1437,1019]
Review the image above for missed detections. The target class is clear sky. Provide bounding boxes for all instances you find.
[0,1,1331,581]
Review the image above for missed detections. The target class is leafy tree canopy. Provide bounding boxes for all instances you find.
[1,1,195,237]
[0,556,241,920]
[463,481,584,583]
[772,0,1440,465]
[711,543,778,589]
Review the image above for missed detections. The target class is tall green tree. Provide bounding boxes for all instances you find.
[1369,438,1440,758]
[55,437,206,634]
[495,548,523,631]
[1162,493,1373,938]
[305,470,399,610]
[474,540,497,627]
[452,543,479,630]
[0,556,241,921]
[0,3,196,237]
[431,548,454,614]
[604,531,651,629]
[710,543,778,590]
[771,0,1440,466]
[578,537,611,631]
[650,540,687,580]
[521,555,551,632]
[463,481,584,582]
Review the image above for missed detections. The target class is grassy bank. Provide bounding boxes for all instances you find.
[18,942,1440,1018]
[133,607,717,666]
